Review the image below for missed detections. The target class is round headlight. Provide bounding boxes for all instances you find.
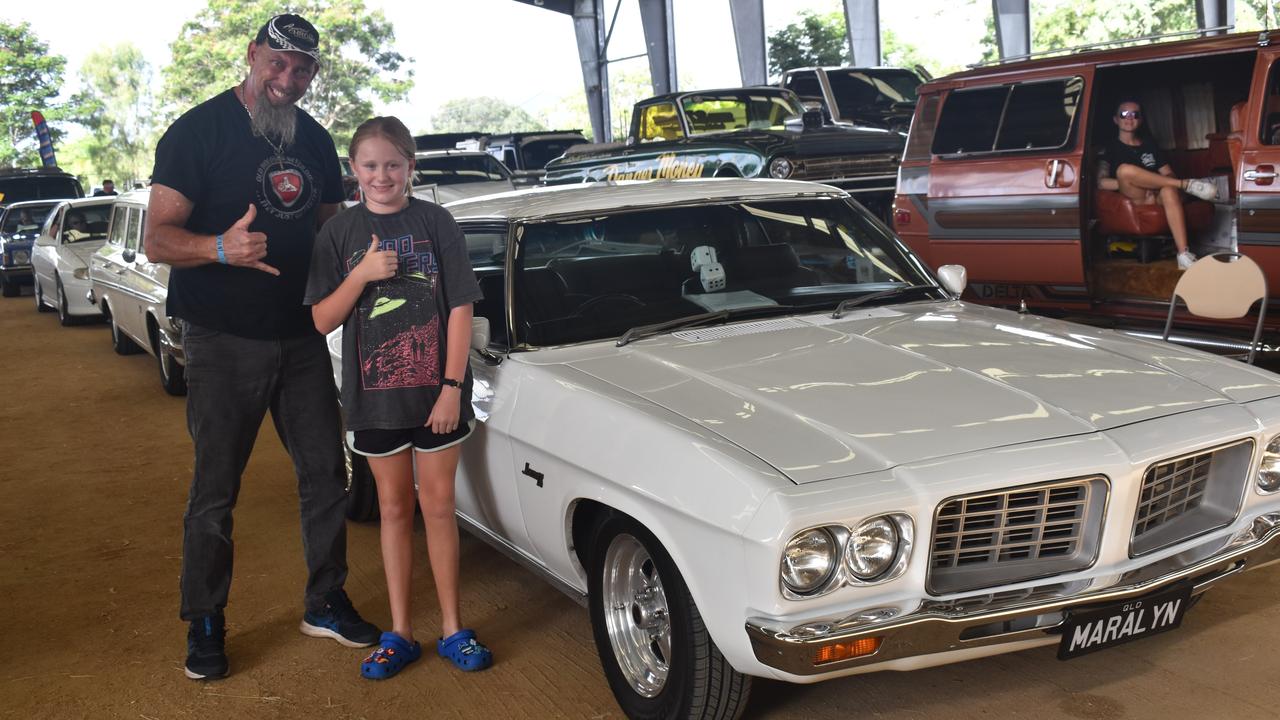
[1259,436,1280,493]
[768,156,793,179]
[780,528,836,594]
[14,250,29,264]
[73,267,89,280]
[846,516,900,580]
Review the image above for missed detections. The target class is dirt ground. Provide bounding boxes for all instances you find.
[3,289,1280,720]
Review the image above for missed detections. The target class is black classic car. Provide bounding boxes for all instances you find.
[780,66,925,133]
[542,87,904,219]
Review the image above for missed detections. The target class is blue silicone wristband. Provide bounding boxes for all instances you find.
[216,234,227,264]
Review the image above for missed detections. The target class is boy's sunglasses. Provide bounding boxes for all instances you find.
[1117,110,1142,119]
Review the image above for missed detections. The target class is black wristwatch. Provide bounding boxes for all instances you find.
[441,377,462,388]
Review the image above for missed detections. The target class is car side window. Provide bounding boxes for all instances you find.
[1262,61,1280,145]
[125,208,142,253]
[784,72,824,106]
[43,206,64,240]
[933,77,1084,156]
[637,102,683,143]
[108,206,128,247]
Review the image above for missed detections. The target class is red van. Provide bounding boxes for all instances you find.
[894,30,1280,349]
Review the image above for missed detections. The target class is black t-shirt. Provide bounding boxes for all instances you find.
[151,89,342,339]
[304,199,483,431]
[1103,137,1168,176]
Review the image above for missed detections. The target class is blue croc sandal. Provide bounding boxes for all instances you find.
[437,629,492,672]
[361,632,421,680]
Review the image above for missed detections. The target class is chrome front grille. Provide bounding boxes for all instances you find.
[792,154,899,181]
[1130,439,1254,557]
[928,477,1107,595]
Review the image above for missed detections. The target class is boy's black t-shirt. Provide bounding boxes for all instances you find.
[1103,137,1168,176]
[304,199,483,431]
[151,89,343,339]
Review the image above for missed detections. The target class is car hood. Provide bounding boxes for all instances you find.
[431,181,516,204]
[564,302,1280,484]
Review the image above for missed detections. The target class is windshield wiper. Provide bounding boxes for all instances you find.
[617,310,731,347]
[831,284,937,319]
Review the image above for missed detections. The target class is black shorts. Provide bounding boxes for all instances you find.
[347,421,474,457]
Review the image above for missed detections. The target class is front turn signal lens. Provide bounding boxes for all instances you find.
[1259,435,1280,493]
[813,636,883,665]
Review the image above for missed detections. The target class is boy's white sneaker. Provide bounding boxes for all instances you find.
[1177,250,1196,270]
[1183,178,1218,201]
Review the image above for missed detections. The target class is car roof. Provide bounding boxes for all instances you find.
[114,188,151,204]
[1,199,62,210]
[444,178,847,222]
[643,86,792,104]
[59,196,117,209]
[415,149,492,159]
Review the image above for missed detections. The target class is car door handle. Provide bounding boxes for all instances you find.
[1244,166,1277,184]
[1045,159,1074,188]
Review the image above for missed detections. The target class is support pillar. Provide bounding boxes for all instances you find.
[992,0,1030,60]
[573,0,611,142]
[1195,0,1236,36]
[729,0,767,86]
[639,0,677,95]
[843,0,880,67]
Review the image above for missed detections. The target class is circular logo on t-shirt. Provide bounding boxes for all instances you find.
[255,155,318,220]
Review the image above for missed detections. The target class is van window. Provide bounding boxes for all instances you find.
[933,77,1084,155]
[904,94,941,162]
[1263,60,1280,145]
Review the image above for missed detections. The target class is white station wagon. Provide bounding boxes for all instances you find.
[338,179,1280,719]
[32,196,113,325]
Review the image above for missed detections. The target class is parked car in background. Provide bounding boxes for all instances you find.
[31,197,113,325]
[0,166,83,205]
[87,189,186,395]
[0,200,60,296]
[334,178,1280,720]
[411,149,516,204]
[894,29,1280,350]
[780,65,925,132]
[543,86,905,220]
[459,130,590,184]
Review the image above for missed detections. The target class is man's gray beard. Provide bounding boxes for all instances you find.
[249,88,298,148]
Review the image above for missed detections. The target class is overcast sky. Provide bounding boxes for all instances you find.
[5,0,990,134]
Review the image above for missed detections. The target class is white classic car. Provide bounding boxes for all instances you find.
[32,196,114,325]
[410,149,516,205]
[86,189,186,395]
[336,179,1280,719]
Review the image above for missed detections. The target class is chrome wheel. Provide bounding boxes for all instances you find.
[601,532,671,698]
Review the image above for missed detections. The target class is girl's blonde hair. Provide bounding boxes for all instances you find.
[348,116,416,162]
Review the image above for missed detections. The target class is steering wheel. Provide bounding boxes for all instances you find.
[570,293,644,318]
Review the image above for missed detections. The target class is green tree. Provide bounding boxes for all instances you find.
[159,0,413,148]
[431,97,545,134]
[0,22,72,168]
[767,10,848,77]
[77,44,155,187]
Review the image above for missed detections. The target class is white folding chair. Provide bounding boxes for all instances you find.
[1163,251,1268,363]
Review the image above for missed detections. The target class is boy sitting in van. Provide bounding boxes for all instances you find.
[1096,100,1219,270]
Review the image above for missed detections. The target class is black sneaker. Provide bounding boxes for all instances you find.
[299,588,380,648]
[185,614,228,680]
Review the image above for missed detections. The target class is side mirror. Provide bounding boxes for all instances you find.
[470,316,490,351]
[122,248,136,263]
[35,234,53,247]
[802,109,824,129]
[937,265,967,297]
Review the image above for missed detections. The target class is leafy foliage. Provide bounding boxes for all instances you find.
[159,0,413,148]
[0,21,76,168]
[431,97,546,134]
[767,10,848,77]
[76,44,156,187]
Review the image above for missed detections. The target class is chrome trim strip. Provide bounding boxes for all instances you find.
[746,512,1280,676]
[456,511,587,607]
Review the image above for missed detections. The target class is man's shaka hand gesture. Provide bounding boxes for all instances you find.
[221,204,279,275]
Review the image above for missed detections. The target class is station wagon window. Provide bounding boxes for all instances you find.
[108,207,128,247]
[932,77,1084,155]
[125,207,142,252]
[637,102,683,142]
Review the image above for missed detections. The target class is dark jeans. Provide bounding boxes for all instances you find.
[179,323,348,621]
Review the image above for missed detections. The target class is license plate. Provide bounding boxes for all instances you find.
[1057,585,1192,660]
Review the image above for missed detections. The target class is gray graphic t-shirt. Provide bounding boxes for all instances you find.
[305,198,482,431]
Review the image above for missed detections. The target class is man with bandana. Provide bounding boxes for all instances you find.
[145,13,379,681]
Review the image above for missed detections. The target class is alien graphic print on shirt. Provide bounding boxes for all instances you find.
[304,198,483,432]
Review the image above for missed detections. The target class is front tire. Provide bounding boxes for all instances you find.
[588,514,750,720]
[157,346,187,396]
[110,313,143,355]
[56,277,73,326]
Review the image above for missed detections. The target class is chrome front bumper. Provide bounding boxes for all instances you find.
[746,512,1280,676]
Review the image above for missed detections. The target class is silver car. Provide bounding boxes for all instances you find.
[87,189,186,396]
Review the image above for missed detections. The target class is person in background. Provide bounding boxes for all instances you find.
[93,180,118,196]
[143,13,379,682]
[1097,99,1219,270]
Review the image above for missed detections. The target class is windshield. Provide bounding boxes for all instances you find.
[681,92,803,135]
[0,176,83,204]
[413,155,511,186]
[512,198,941,346]
[521,138,587,170]
[1,203,58,237]
[60,204,112,243]
[827,70,920,119]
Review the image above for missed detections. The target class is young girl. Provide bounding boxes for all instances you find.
[305,116,492,679]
